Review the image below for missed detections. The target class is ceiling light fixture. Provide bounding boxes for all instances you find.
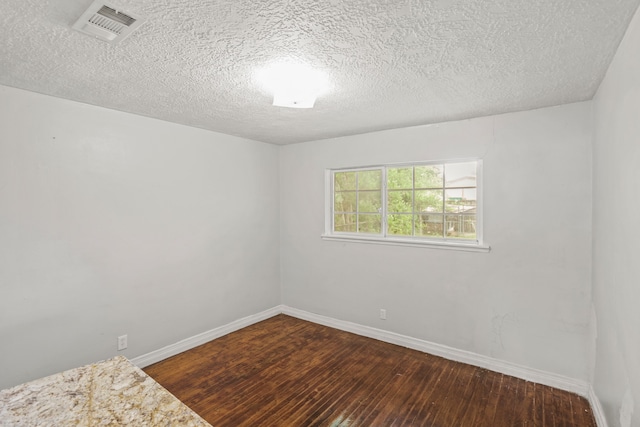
[256,62,330,109]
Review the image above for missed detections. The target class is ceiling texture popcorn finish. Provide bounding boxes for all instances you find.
[0,0,638,145]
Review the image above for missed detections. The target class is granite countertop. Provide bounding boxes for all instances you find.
[0,356,212,426]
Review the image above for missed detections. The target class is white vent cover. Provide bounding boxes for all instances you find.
[72,1,144,43]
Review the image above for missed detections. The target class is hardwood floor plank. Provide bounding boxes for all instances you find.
[144,315,597,427]
[455,368,501,426]
[572,393,597,427]
[397,360,446,427]
[442,365,482,425]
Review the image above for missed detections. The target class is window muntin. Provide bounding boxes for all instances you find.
[333,168,382,234]
[330,161,480,245]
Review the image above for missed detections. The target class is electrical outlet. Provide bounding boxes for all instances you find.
[380,309,387,320]
[117,334,128,351]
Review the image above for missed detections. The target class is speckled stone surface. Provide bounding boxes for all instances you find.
[0,356,211,426]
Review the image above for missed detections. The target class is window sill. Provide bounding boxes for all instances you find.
[320,234,491,253]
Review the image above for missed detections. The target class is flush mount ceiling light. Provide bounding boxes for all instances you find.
[256,62,330,109]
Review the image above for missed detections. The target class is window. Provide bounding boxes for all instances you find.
[325,160,487,251]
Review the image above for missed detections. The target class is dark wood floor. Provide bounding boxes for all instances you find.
[144,315,596,427]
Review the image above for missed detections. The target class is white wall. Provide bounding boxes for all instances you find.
[0,86,280,389]
[280,102,593,381]
[592,4,640,427]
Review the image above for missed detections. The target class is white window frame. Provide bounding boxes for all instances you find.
[322,159,490,252]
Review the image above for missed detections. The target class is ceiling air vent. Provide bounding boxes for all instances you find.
[72,1,144,43]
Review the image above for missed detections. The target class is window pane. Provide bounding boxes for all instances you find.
[388,190,413,213]
[415,190,443,213]
[334,191,356,213]
[415,165,443,189]
[358,214,381,233]
[334,214,356,232]
[387,167,413,190]
[446,215,476,240]
[388,214,413,236]
[415,214,443,237]
[358,190,381,213]
[445,189,477,213]
[445,162,477,188]
[358,170,381,190]
[334,172,356,191]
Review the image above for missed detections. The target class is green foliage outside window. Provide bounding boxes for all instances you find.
[334,170,381,233]
[333,162,477,240]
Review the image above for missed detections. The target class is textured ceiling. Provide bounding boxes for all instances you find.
[0,0,639,145]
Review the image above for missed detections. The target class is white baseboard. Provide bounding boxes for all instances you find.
[131,304,591,402]
[131,305,284,368]
[588,385,609,427]
[281,306,590,397]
